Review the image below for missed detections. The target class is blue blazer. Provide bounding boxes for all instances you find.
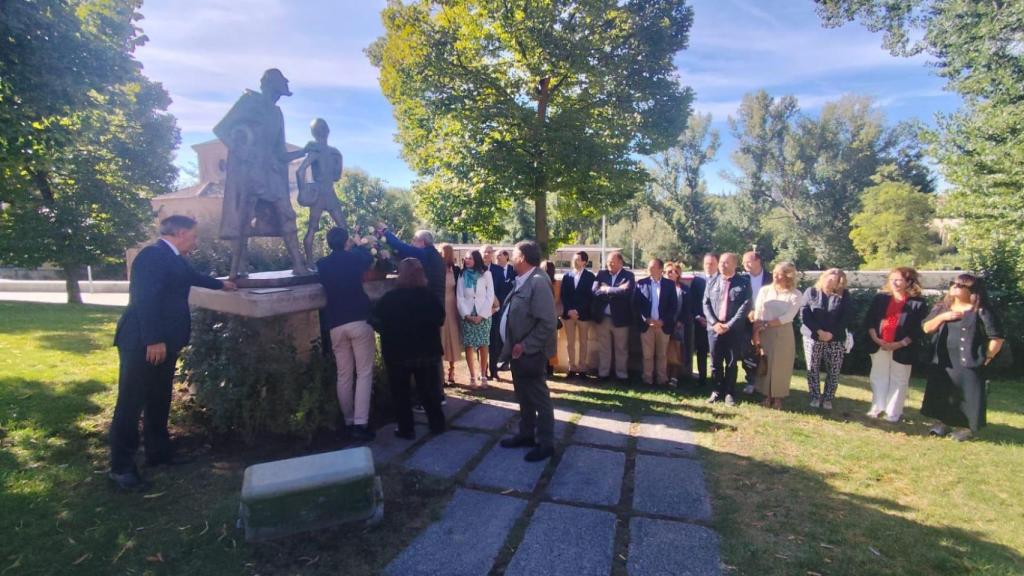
[317,247,373,330]
[702,273,751,330]
[489,262,515,304]
[591,269,636,327]
[634,277,678,334]
[559,268,596,321]
[114,241,223,352]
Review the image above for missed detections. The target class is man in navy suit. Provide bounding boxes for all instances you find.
[591,251,635,381]
[689,253,718,387]
[484,245,514,379]
[741,250,772,394]
[634,259,678,387]
[109,216,236,491]
[560,251,595,378]
[703,252,751,405]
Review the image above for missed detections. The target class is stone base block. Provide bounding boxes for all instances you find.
[239,447,383,542]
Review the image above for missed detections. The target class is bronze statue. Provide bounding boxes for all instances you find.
[214,68,309,279]
[296,118,345,264]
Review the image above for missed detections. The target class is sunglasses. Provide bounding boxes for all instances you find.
[950,281,973,291]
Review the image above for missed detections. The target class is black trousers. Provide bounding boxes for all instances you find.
[387,360,446,435]
[488,319,503,376]
[109,346,177,473]
[709,329,742,397]
[510,351,555,447]
[693,323,709,382]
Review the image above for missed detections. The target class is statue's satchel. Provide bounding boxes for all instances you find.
[296,177,318,207]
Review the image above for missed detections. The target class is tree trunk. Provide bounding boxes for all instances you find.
[533,77,551,257]
[62,265,83,304]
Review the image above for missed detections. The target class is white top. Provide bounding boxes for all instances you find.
[646,278,662,321]
[456,268,496,319]
[750,272,766,301]
[753,285,803,324]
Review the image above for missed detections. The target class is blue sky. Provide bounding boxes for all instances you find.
[134,0,961,194]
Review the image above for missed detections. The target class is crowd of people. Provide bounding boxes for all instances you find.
[106,215,1007,489]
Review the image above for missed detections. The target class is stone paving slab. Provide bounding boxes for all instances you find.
[383,488,527,576]
[404,430,491,479]
[635,415,697,457]
[466,443,547,494]
[572,410,632,450]
[546,445,625,506]
[505,503,617,576]
[415,395,473,424]
[632,454,711,521]
[370,423,428,465]
[553,408,578,441]
[452,402,517,431]
[627,517,720,576]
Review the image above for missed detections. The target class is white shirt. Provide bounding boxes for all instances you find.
[648,277,662,321]
[571,268,584,289]
[160,237,180,256]
[750,271,765,301]
[500,266,536,342]
[597,270,621,315]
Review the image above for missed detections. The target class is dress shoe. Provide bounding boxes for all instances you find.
[743,384,755,395]
[524,445,554,462]
[951,428,973,442]
[500,435,538,448]
[394,428,416,440]
[350,425,376,442]
[144,453,195,467]
[929,424,949,437]
[108,469,151,492]
[706,391,720,403]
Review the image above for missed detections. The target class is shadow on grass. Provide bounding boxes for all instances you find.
[0,302,119,355]
[705,446,1024,575]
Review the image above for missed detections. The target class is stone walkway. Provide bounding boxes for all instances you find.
[366,395,721,576]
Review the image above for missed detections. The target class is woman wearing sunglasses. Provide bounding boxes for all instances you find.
[920,274,1004,441]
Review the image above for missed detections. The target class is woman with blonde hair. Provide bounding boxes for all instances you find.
[921,274,1003,441]
[752,261,803,409]
[438,243,462,385]
[800,268,852,410]
[863,266,929,422]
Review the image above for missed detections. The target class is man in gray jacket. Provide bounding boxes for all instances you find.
[498,240,557,462]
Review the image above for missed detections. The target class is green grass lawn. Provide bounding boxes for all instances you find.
[1,301,1022,575]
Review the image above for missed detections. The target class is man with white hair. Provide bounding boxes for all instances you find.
[379,225,445,305]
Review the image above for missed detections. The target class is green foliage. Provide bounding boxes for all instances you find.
[646,112,719,266]
[179,310,338,442]
[850,174,936,269]
[726,91,933,269]
[0,0,179,302]
[367,0,695,254]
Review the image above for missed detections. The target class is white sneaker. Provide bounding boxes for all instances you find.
[821,400,833,411]
[743,384,755,394]
[809,399,821,409]
[866,409,882,418]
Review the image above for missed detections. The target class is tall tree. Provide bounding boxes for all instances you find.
[816,1,1024,313]
[647,112,719,266]
[0,0,179,303]
[367,0,694,255]
[850,168,936,269]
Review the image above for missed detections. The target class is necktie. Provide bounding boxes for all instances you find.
[718,277,730,321]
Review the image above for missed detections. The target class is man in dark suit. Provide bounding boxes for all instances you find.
[689,253,718,387]
[109,216,237,491]
[485,245,514,379]
[741,250,772,395]
[703,252,751,406]
[591,251,635,381]
[560,251,596,378]
[498,240,558,462]
[634,258,678,387]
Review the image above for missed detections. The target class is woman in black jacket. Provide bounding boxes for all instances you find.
[920,274,1004,441]
[862,267,930,423]
[800,268,852,411]
[372,258,447,439]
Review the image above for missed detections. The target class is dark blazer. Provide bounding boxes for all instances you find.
[489,262,514,304]
[672,283,693,341]
[591,268,636,327]
[559,268,596,321]
[924,306,1002,369]
[634,277,678,335]
[316,247,373,331]
[689,275,707,324]
[862,293,929,365]
[384,230,445,304]
[800,287,852,341]
[702,273,752,330]
[372,286,444,365]
[114,240,223,352]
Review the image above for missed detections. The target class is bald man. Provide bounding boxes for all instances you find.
[702,252,752,405]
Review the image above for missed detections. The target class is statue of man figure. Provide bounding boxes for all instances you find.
[296,118,345,264]
[214,68,309,279]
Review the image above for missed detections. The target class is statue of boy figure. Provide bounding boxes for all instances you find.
[296,118,345,264]
[214,68,309,279]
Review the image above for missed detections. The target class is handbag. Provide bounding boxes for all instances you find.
[756,347,769,377]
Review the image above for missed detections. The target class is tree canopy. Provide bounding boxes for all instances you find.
[367,0,694,255]
[0,0,178,302]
